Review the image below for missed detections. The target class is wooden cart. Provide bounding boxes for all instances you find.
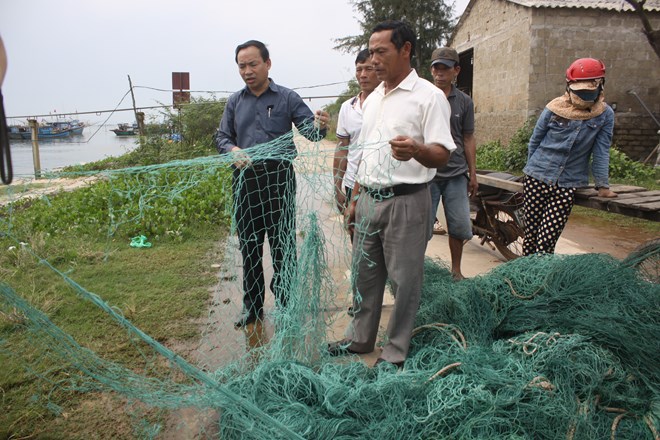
[476,174,660,222]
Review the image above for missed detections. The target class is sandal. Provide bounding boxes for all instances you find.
[327,339,359,356]
[433,221,446,235]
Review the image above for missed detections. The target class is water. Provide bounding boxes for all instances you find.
[8,125,139,178]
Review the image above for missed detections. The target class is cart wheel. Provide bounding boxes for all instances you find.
[491,206,525,261]
[623,238,660,284]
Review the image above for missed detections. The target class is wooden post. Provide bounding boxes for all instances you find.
[28,119,41,179]
[127,75,145,137]
[136,111,145,137]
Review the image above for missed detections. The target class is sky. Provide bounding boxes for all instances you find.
[0,0,470,126]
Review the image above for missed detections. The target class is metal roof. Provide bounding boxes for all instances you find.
[505,0,660,12]
[449,0,660,45]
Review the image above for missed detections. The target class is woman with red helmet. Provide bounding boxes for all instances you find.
[521,57,617,256]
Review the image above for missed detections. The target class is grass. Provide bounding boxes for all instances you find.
[0,226,226,439]
[571,205,660,237]
[572,174,660,238]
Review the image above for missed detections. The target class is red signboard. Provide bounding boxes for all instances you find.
[172,72,190,106]
[172,72,190,91]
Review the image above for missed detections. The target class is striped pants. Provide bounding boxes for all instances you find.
[522,175,576,256]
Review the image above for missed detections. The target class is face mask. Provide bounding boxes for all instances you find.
[570,88,600,102]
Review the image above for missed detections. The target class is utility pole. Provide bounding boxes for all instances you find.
[127,75,145,137]
[28,119,41,179]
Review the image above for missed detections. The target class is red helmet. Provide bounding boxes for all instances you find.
[566,58,606,82]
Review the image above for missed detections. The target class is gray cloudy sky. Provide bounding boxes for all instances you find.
[1,0,469,125]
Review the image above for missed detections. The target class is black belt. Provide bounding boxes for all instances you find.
[253,160,289,171]
[363,183,427,199]
[236,160,289,173]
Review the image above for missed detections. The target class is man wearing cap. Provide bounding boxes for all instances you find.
[428,47,477,281]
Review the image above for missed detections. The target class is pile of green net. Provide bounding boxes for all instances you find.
[213,253,659,439]
[0,124,658,439]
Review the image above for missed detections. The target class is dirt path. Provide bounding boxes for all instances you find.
[242,138,658,365]
[164,138,658,437]
[560,215,656,258]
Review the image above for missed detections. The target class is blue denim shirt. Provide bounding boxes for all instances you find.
[215,79,325,158]
[523,105,614,188]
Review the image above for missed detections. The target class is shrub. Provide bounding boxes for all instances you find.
[167,96,227,148]
[476,140,507,171]
[475,118,535,173]
[504,118,535,172]
[4,167,233,241]
[608,147,657,183]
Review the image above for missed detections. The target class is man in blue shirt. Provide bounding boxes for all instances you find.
[215,40,329,328]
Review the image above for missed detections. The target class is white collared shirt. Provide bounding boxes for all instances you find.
[336,94,364,189]
[356,69,456,188]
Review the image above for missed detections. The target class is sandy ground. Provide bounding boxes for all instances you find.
[0,175,100,206]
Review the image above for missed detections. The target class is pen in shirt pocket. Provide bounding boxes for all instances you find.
[267,105,273,118]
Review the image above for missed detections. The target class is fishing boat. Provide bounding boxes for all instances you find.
[53,119,85,136]
[110,122,138,136]
[18,119,85,140]
[8,125,29,140]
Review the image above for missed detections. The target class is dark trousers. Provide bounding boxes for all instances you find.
[233,161,297,314]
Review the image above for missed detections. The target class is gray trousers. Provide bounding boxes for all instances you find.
[347,186,430,364]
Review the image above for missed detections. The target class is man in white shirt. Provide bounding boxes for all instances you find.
[328,20,456,368]
[333,48,380,215]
